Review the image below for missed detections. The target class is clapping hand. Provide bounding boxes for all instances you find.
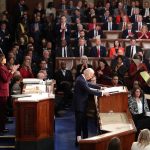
[11,64,20,73]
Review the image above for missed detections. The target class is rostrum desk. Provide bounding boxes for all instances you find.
[14,94,54,150]
[79,92,136,150]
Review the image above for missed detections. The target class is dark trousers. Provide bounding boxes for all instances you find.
[75,111,88,140]
[0,96,7,132]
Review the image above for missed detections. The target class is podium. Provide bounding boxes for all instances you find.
[79,92,136,150]
[14,94,54,150]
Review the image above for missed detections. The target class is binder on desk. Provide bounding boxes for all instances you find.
[140,71,150,86]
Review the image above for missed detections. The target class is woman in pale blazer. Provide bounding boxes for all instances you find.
[131,129,150,150]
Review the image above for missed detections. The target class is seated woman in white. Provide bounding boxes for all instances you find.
[131,129,150,150]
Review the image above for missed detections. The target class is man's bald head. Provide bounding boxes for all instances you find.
[83,68,95,80]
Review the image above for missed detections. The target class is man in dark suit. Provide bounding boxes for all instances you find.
[100,10,110,23]
[132,15,145,31]
[141,1,150,18]
[89,38,107,57]
[55,15,70,44]
[88,24,104,39]
[102,16,117,30]
[56,39,74,57]
[55,61,73,109]
[130,7,141,23]
[74,68,109,145]
[122,23,137,39]
[125,38,142,58]
[0,22,11,57]
[74,38,89,57]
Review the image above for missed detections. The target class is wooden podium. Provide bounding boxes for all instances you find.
[79,92,136,150]
[14,94,54,150]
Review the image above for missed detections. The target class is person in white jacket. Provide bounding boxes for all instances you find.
[131,129,150,150]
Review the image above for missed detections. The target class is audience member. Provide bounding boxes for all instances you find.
[131,129,150,150]
[107,137,122,150]
[109,40,124,58]
[95,58,111,85]
[128,87,150,136]
[76,55,92,77]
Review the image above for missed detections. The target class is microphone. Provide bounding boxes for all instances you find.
[118,79,125,90]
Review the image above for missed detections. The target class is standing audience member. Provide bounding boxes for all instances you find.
[76,55,92,78]
[95,58,111,85]
[55,61,73,109]
[131,129,150,150]
[128,87,150,137]
[0,54,19,135]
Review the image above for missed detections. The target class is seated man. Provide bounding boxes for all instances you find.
[55,61,73,109]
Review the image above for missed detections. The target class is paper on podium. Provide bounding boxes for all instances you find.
[140,71,150,86]
[102,86,127,94]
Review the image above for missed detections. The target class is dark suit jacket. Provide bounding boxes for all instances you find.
[88,29,104,39]
[102,22,118,30]
[56,46,74,57]
[141,8,150,16]
[74,75,102,112]
[55,69,73,91]
[122,29,137,39]
[55,23,70,43]
[74,46,89,57]
[132,22,145,31]
[89,46,107,57]
[125,45,142,58]
[0,65,13,96]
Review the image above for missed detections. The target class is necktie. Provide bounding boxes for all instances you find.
[138,22,142,31]
[97,47,100,57]
[131,47,134,58]
[94,30,96,37]
[64,47,66,57]
[80,46,83,56]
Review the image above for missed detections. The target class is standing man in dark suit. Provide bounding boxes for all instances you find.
[125,38,142,58]
[89,38,107,57]
[0,54,19,135]
[55,15,70,44]
[74,68,109,145]
[55,61,73,109]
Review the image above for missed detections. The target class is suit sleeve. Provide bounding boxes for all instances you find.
[79,79,102,96]
[0,68,13,83]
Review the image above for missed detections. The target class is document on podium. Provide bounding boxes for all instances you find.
[102,86,127,94]
[140,71,150,86]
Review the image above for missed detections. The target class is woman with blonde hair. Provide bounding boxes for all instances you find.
[138,25,150,39]
[131,129,150,150]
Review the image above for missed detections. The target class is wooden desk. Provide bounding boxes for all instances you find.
[79,92,136,150]
[15,94,54,150]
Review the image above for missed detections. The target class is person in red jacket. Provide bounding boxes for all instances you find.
[19,56,34,78]
[0,54,19,135]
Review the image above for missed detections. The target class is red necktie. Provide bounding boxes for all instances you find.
[97,47,100,57]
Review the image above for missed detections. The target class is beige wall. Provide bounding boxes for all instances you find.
[0,0,6,12]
